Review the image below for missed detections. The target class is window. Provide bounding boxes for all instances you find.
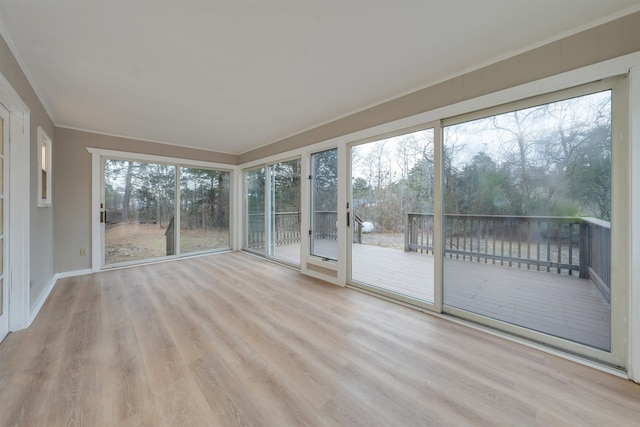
[244,167,266,254]
[102,158,231,267]
[443,86,614,351]
[350,128,435,304]
[310,149,338,260]
[180,167,230,254]
[268,159,301,265]
[242,160,302,266]
[37,126,52,207]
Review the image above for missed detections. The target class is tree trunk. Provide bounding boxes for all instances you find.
[121,161,134,223]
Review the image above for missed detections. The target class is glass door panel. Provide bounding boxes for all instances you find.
[179,167,231,254]
[268,159,301,265]
[443,90,612,351]
[104,159,176,266]
[310,149,338,260]
[244,167,266,254]
[350,129,435,303]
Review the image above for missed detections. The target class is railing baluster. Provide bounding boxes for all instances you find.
[468,218,472,261]
[536,222,541,271]
[456,218,459,260]
[508,220,513,267]
[546,222,551,273]
[484,220,488,263]
[418,216,422,253]
[492,220,496,265]
[557,223,562,274]
[527,221,531,270]
[517,219,521,269]
[568,223,574,276]
[500,219,505,266]
[462,219,467,261]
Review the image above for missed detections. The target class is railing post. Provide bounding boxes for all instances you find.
[579,221,589,279]
[404,213,409,252]
[404,213,410,252]
[165,216,175,256]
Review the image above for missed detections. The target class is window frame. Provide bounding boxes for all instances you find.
[242,165,267,256]
[241,156,303,267]
[37,126,52,208]
[87,147,234,271]
[440,76,628,368]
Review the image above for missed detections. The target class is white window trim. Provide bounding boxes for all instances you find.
[628,65,640,384]
[37,126,52,207]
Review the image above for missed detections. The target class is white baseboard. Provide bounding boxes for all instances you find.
[29,275,57,325]
[28,268,94,325]
[56,268,93,279]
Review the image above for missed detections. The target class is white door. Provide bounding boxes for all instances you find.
[0,104,9,341]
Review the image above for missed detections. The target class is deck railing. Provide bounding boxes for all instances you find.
[246,211,363,250]
[352,214,363,244]
[581,217,611,301]
[246,211,301,249]
[248,210,611,299]
[406,213,611,299]
[246,212,265,249]
[313,211,338,240]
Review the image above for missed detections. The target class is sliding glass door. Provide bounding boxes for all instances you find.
[310,149,338,260]
[104,160,176,265]
[243,159,301,266]
[443,85,615,352]
[244,167,266,255]
[179,167,230,254]
[341,79,623,362]
[268,159,301,265]
[103,159,230,267]
[349,128,436,305]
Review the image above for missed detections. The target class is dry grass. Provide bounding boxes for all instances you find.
[359,232,405,249]
[105,223,230,265]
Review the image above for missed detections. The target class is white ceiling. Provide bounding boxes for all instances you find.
[1,1,639,155]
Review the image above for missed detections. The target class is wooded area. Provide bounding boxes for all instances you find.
[352,90,612,234]
[104,161,230,231]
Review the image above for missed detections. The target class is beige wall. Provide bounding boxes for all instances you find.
[239,11,640,164]
[53,128,238,272]
[0,33,56,312]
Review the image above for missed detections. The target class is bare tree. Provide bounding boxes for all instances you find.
[121,161,134,223]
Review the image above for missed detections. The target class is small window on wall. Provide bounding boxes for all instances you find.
[37,127,52,207]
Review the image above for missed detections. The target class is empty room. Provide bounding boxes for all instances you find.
[1,1,640,425]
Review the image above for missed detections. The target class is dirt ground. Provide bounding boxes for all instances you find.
[105,223,230,265]
[105,222,405,263]
[359,232,405,249]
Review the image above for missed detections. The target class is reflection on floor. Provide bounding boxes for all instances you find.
[274,240,610,351]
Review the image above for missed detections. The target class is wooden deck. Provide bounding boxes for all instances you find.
[274,241,610,351]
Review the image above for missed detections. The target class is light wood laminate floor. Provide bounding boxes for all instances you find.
[0,252,638,426]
